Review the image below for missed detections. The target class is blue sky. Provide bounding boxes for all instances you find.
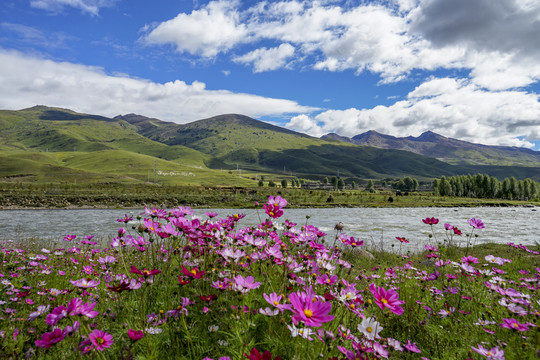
[1,0,539,150]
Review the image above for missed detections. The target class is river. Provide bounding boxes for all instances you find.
[0,207,537,251]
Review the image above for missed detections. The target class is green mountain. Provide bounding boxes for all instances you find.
[322,130,540,167]
[1,106,539,184]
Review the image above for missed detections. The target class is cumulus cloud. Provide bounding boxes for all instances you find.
[142,1,248,58]
[0,49,316,122]
[233,43,295,72]
[286,77,540,148]
[141,0,540,88]
[30,0,119,15]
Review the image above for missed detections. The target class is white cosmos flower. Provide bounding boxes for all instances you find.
[358,316,383,340]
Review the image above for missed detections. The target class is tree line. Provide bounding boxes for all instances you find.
[433,174,540,200]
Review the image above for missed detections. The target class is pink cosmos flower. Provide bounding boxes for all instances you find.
[395,237,409,243]
[263,203,284,219]
[499,318,529,331]
[288,286,334,327]
[263,195,287,218]
[316,274,338,285]
[403,340,421,353]
[130,266,161,278]
[63,235,77,242]
[422,217,439,225]
[485,255,505,266]
[471,344,505,359]
[263,292,291,313]
[468,218,485,229]
[340,236,364,247]
[232,275,261,293]
[89,329,113,351]
[461,256,479,264]
[127,329,144,342]
[369,283,405,315]
[28,305,50,321]
[268,195,287,208]
[35,328,66,348]
[46,306,67,326]
[70,278,100,288]
[98,255,117,264]
[180,265,206,279]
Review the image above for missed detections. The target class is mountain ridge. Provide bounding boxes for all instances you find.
[1,106,539,183]
[322,130,540,167]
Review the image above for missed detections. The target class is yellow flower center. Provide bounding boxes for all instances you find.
[190,269,197,275]
[366,327,373,333]
[273,301,279,306]
[382,299,388,304]
[97,338,104,344]
[304,309,313,318]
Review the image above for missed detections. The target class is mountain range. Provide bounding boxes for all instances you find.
[0,106,539,185]
[321,131,540,167]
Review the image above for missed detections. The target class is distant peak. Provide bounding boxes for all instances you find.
[409,130,446,142]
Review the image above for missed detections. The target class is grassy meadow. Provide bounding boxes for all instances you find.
[1,181,538,209]
[0,195,538,359]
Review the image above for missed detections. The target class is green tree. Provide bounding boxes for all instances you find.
[281,179,288,188]
[268,180,276,187]
[331,176,338,189]
[337,179,345,190]
[258,179,264,187]
[365,179,374,192]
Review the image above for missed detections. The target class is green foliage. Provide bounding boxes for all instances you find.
[433,173,540,200]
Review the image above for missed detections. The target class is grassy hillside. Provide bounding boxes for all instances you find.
[1,106,538,185]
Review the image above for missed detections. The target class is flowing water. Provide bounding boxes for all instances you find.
[0,207,538,251]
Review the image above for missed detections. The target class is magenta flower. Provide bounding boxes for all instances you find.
[288,287,334,327]
[130,266,161,277]
[268,195,287,208]
[63,235,77,242]
[403,340,421,353]
[70,278,100,288]
[468,218,485,229]
[127,329,144,342]
[35,328,66,348]
[499,318,529,331]
[117,214,133,223]
[46,306,67,326]
[340,236,364,247]
[89,329,114,351]
[471,344,505,359]
[263,292,291,313]
[422,217,439,225]
[369,283,405,315]
[263,195,287,218]
[232,275,261,293]
[263,203,284,219]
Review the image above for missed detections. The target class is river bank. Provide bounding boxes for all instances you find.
[1,183,538,209]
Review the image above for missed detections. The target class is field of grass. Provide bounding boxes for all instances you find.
[1,182,538,209]
[0,195,538,359]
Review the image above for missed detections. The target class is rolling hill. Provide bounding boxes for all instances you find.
[0,106,539,184]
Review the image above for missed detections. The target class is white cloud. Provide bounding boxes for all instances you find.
[30,0,118,15]
[142,1,248,58]
[287,77,540,147]
[141,0,540,89]
[0,49,317,122]
[233,43,295,73]
[285,114,325,137]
